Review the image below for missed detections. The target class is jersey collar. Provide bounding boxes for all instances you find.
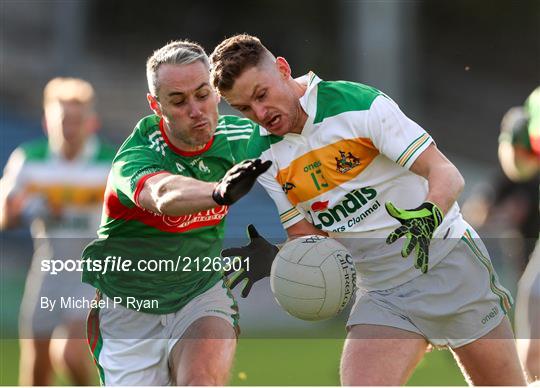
[298,71,321,117]
[159,118,214,157]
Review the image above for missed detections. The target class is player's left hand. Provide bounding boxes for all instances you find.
[221,224,279,298]
[385,201,443,273]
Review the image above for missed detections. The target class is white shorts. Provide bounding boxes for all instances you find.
[19,252,95,338]
[515,241,540,341]
[347,228,513,348]
[86,280,238,386]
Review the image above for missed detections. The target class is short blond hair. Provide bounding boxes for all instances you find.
[43,77,95,109]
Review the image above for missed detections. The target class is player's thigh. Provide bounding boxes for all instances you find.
[169,316,237,386]
[341,324,428,386]
[452,317,527,386]
[51,319,94,367]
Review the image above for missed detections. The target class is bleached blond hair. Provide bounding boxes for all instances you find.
[43,77,95,109]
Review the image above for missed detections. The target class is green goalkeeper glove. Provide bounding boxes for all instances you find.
[385,201,444,274]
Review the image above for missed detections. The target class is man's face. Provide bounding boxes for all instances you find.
[221,59,302,136]
[44,101,95,151]
[149,62,219,149]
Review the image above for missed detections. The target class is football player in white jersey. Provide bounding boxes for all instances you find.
[210,34,527,385]
[0,78,115,385]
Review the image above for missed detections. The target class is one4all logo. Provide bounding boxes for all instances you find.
[309,186,380,231]
[335,150,360,174]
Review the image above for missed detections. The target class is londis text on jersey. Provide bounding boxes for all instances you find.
[309,186,380,232]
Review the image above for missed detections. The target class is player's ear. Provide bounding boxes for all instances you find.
[147,93,162,117]
[275,57,291,79]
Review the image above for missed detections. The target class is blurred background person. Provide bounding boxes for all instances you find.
[498,86,540,382]
[0,77,116,385]
[463,86,540,381]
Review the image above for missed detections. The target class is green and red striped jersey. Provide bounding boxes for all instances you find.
[82,114,256,313]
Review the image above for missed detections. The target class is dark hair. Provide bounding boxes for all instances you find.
[210,34,273,92]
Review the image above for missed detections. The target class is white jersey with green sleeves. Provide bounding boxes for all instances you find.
[2,136,115,240]
[247,72,468,290]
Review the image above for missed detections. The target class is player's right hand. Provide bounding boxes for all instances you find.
[222,224,279,298]
[212,159,272,206]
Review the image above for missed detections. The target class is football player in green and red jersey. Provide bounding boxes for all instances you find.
[82,40,269,385]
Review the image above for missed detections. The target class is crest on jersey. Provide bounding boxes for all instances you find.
[335,150,360,173]
[282,182,296,194]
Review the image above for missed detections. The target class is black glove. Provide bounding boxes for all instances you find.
[222,224,279,298]
[212,159,272,206]
[385,201,444,274]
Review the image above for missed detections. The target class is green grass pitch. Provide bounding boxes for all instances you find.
[1,338,466,385]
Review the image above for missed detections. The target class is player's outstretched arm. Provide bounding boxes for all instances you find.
[138,159,271,216]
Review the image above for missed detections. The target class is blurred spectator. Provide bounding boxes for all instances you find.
[508,86,540,380]
[498,86,539,381]
[0,77,116,385]
[461,170,539,278]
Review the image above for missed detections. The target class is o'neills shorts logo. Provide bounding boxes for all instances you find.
[163,205,228,230]
[310,187,378,231]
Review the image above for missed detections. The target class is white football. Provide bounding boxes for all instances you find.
[270,235,356,321]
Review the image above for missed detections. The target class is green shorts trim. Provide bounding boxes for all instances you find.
[461,229,513,314]
[86,291,105,385]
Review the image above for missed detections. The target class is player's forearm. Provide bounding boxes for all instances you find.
[141,174,219,216]
[425,164,464,215]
